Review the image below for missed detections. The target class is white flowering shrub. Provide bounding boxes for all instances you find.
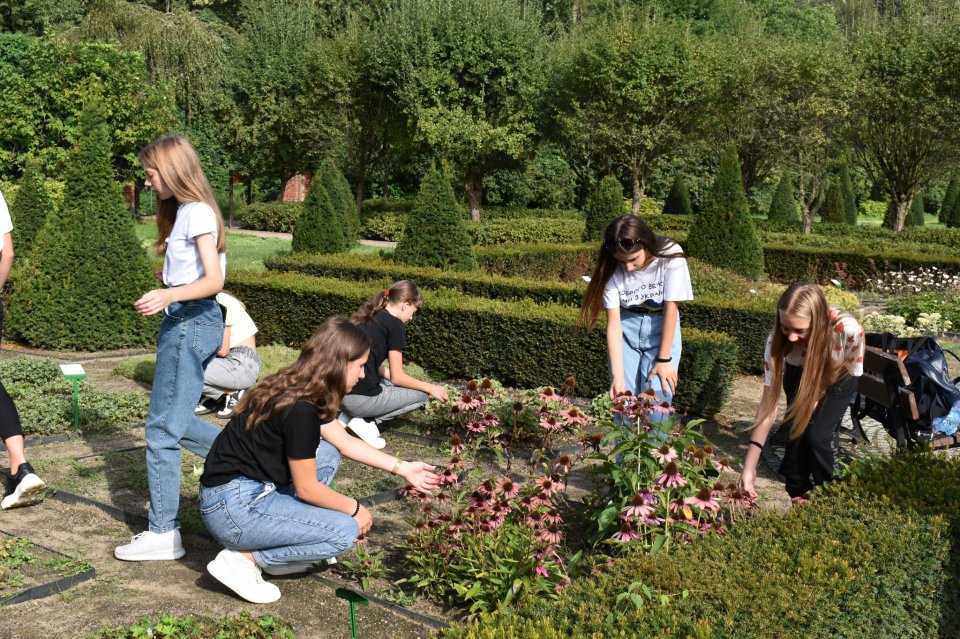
[861,312,953,337]
[865,265,960,294]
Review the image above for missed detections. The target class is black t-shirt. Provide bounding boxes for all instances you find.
[351,310,406,397]
[201,400,325,488]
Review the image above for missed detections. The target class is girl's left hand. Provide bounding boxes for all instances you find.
[648,362,677,398]
[429,384,449,402]
[134,288,174,316]
[400,461,440,493]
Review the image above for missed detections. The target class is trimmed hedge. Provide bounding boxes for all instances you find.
[763,241,960,284]
[448,481,952,639]
[226,269,738,414]
[240,201,303,233]
[362,211,584,245]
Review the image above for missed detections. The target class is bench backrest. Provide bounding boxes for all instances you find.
[857,346,920,420]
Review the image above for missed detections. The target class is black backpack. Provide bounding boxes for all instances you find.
[866,333,960,431]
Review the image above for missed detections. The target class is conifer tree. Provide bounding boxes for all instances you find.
[316,159,360,245]
[583,175,626,241]
[11,158,54,258]
[908,194,925,227]
[686,144,765,280]
[395,165,477,270]
[945,189,960,229]
[839,162,857,225]
[8,99,158,350]
[940,172,960,224]
[821,177,847,223]
[661,175,692,215]
[767,175,799,223]
[292,177,346,254]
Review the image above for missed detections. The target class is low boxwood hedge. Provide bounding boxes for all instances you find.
[240,201,303,233]
[449,476,953,639]
[227,269,738,414]
[362,212,584,245]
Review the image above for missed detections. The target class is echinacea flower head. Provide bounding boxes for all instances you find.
[537,523,563,545]
[535,475,558,497]
[449,435,464,455]
[554,454,572,475]
[465,419,487,433]
[685,487,721,512]
[655,461,687,488]
[540,416,562,431]
[580,433,604,451]
[479,378,494,391]
[512,401,525,413]
[702,445,714,457]
[458,394,483,411]
[622,493,655,519]
[563,407,589,425]
[439,467,459,485]
[714,457,734,473]
[481,412,500,428]
[651,444,678,464]
[537,386,556,401]
[611,521,640,542]
[543,508,562,525]
[496,477,520,499]
[465,380,479,392]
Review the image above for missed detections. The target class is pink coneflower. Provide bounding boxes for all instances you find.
[524,509,544,528]
[554,454,572,475]
[702,445,715,457]
[439,467,459,485]
[540,415,563,431]
[647,402,675,416]
[449,435,464,456]
[479,378,494,393]
[639,514,664,526]
[537,523,563,545]
[685,487,721,512]
[496,477,520,499]
[622,493,655,519]
[399,486,432,502]
[516,495,535,511]
[714,457,734,473]
[448,405,461,417]
[535,564,548,577]
[465,419,486,433]
[465,380,479,392]
[355,533,369,546]
[448,456,464,470]
[562,407,589,426]
[611,521,640,542]
[651,444,678,464]
[667,496,688,515]
[691,448,708,466]
[469,490,492,511]
[480,413,500,429]
[537,386,557,401]
[579,432,604,451]
[654,461,687,488]
[458,394,483,411]
[727,489,754,509]
[543,508,562,525]
[535,476,559,497]
[531,493,554,508]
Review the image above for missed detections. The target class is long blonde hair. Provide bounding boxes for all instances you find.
[139,135,225,256]
[758,282,849,439]
[237,316,370,431]
[351,280,423,325]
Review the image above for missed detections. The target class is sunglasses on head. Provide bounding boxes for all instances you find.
[605,237,639,253]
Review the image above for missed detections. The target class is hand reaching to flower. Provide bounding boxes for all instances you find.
[738,466,757,499]
[400,461,440,494]
[353,503,372,535]
[648,361,677,398]
[429,384,449,402]
[609,375,627,401]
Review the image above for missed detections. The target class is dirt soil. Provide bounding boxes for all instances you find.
[0,347,791,639]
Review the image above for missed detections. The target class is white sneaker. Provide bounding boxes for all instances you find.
[346,417,386,449]
[115,529,186,561]
[262,560,316,576]
[207,549,281,603]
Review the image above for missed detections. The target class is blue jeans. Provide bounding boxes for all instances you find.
[146,299,223,533]
[341,380,430,424]
[198,440,360,568]
[618,309,682,408]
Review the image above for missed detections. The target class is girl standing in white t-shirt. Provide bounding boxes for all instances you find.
[580,214,693,408]
[739,282,864,502]
[115,135,226,562]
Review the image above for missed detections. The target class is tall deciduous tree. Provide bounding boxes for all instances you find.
[372,0,544,220]
[553,12,704,215]
[846,7,960,232]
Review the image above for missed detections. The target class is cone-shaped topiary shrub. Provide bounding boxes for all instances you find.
[8,100,159,350]
[395,165,477,271]
[662,175,692,215]
[767,175,799,223]
[686,144,764,279]
[291,176,347,254]
[316,159,360,245]
[11,158,54,259]
[583,175,626,241]
[908,194,925,227]
[839,162,857,225]
[821,177,846,223]
[940,172,960,224]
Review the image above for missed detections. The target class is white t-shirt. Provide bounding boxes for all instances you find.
[602,242,693,310]
[217,292,257,348]
[0,189,12,253]
[763,308,865,387]
[162,201,226,287]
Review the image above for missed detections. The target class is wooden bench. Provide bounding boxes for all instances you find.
[848,346,960,449]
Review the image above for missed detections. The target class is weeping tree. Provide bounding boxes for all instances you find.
[9,98,159,350]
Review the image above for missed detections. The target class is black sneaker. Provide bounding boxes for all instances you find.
[2,463,45,510]
[194,396,222,416]
[217,389,245,419]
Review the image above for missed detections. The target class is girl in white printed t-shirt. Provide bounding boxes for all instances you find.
[115,135,226,562]
[739,282,864,502]
[579,214,693,410]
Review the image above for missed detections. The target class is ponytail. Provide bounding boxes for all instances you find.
[352,279,423,325]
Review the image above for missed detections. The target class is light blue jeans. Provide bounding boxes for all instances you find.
[146,299,223,533]
[198,440,360,569]
[618,309,682,409]
[341,380,429,424]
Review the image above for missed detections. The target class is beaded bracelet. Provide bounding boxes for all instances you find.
[350,498,361,517]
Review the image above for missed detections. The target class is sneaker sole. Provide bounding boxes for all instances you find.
[114,545,186,561]
[208,556,281,603]
[262,561,315,576]
[1,475,46,510]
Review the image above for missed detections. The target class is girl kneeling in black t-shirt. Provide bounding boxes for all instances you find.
[199,316,440,604]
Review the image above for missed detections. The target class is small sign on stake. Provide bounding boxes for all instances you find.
[59,364,86,431]
[335,587,369,639]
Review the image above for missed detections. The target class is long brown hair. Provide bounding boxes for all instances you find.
[351,280,423,325]
[579,214,686,329]
[138,135,226,256]
[237,316,370,431]
[757,282,850,439]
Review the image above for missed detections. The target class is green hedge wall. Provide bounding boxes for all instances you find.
[226,270,738,414]
[449,478,953,639]
[763,242,960,283]
[474,243,596,281]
